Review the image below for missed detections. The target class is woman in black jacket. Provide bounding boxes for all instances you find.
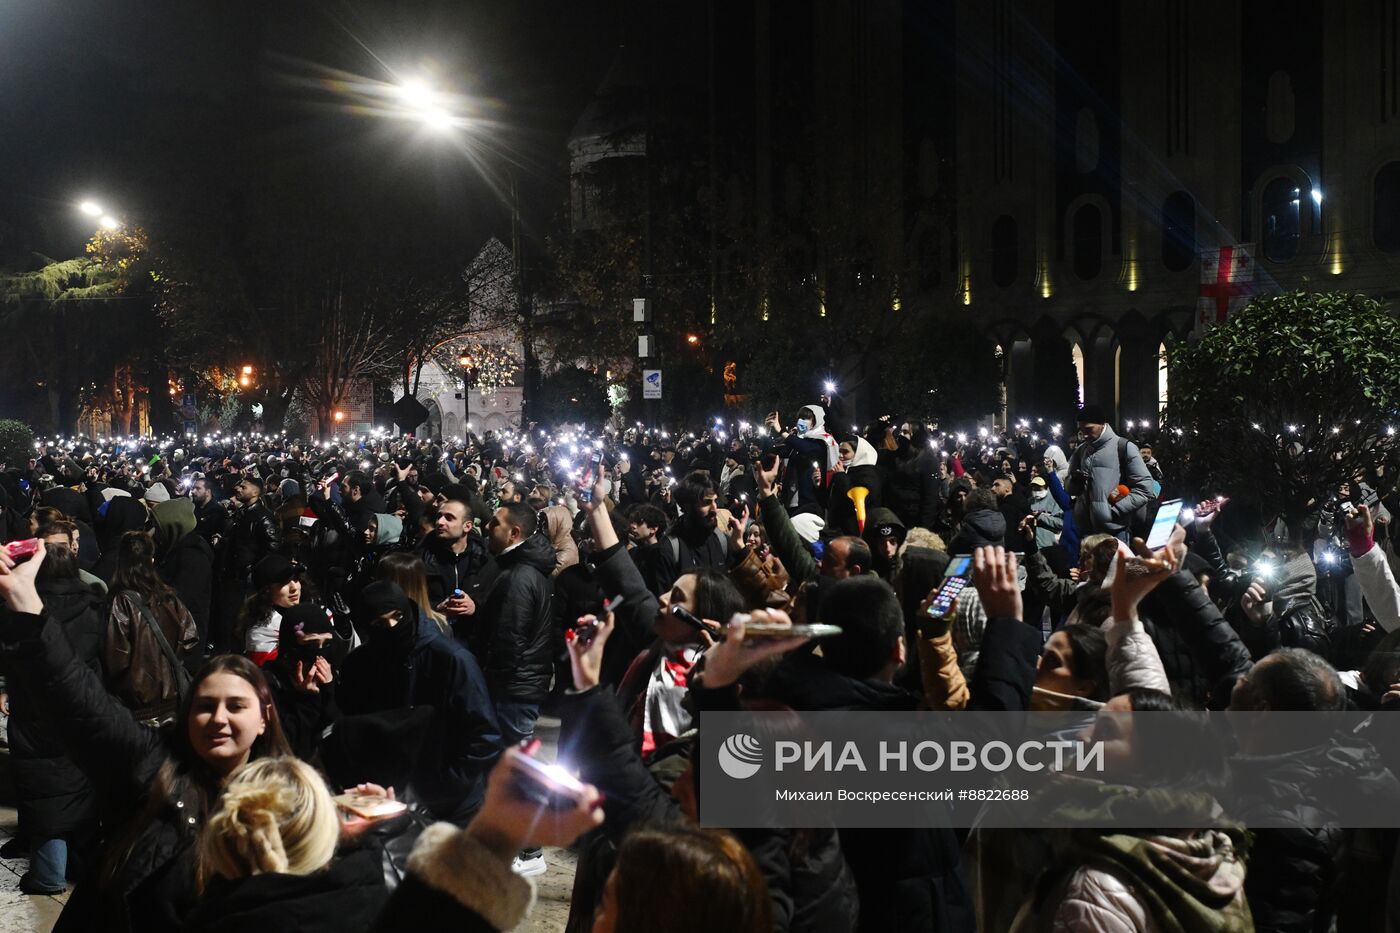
[5,541,105,894]
[0,539,293,933]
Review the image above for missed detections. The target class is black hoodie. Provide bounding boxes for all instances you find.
[182,848,387,933]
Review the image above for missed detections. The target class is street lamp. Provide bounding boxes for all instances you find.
[98,215,121,231]
[78,201,104,217]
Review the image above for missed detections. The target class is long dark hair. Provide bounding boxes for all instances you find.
[101,655,292,889]
[110,530,182,621]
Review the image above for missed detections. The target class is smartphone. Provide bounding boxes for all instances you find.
[1145,499,1185,551]
[3,539,40,563]
[742,622,843,639]
[332,792,408,821]
[324,471,340,486]
[926,555,974,619]
[670,604,723,640]
[509,751,590,810]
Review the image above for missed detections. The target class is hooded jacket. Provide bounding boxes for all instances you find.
[540,504,579,577]
[338,613,502,824]
[781,404,840,514]
[1013,830,1251,933]
[154,498,214,645]
[470,532,556,703]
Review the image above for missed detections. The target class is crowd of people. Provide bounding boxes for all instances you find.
[0,396,1396,931]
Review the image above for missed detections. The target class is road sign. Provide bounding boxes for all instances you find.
[643,369,662,399]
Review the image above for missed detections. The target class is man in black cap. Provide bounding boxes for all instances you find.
[337,580,501,825]
[1066,403,1155,542]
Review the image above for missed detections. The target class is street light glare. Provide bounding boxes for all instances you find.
[78,201,103,217]
[98,215,120,230]
[396,80,435,108]
[423,108,457,132]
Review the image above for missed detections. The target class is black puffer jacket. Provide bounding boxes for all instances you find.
[7,576,104,839]
[469,533,555,703]
[0,608,204,933]
[1140,570,1253,709]
[1232,735,1400,933]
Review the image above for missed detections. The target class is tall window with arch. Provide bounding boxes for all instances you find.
[1261,177,1301,261]
[1158,342,1169,415]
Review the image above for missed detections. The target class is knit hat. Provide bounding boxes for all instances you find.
[358,580,415,622]
[143,483,171,504]
[100,487,132,502]
[1076,404,1109,425]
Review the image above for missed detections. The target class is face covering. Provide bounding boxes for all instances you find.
[796,419,810,434]
[1032,489,1048,501]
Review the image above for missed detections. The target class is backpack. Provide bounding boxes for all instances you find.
[1115,437,1158,540]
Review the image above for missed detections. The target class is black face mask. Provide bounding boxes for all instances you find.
[365,611,416,651]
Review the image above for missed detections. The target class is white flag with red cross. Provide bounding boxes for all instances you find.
[1196,244,1255,334]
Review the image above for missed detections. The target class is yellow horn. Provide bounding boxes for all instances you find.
[847,485,869,534]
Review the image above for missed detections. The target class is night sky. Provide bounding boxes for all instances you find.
[0,0,625,268]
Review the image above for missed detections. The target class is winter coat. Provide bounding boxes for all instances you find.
[466,533,555,703]
[226,500,281,581]
[1139,571,1253,709]
[338,613,502,824]
[183,848,387,933]
[1066,426,1155,538]
[1030,492,1064,549]
[154,499,214,646]
[1011,831,1251,933]
[7,576,104,839]
[192,498,229,546]
[760,493,820,586]
[1232,735,1400,933]
[418,533,494,608]
[561,686,860,933]
[369,824,533,933]
[540,504,579,577]
[0,608,208,933]
[103,589,199,722]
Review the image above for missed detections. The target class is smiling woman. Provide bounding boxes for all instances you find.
[0,540,300,932]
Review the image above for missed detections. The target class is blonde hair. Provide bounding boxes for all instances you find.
[197,757,338,890]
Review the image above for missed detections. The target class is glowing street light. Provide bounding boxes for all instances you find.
[98,215,121,230]
[78,201,104,217]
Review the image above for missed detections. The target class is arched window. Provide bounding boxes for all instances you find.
[1072,205,1103,279]
[1375,162,1400,254]
[991,215,1018,287]
[1161,191,1196,271]
[1158,342,1169,414]
[1262,177,1301,261]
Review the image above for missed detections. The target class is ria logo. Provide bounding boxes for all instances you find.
[718,733,764,779]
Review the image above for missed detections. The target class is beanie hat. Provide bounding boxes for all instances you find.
[143,483,171,504]
[1076,404,1109,425]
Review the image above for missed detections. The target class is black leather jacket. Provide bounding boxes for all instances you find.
[226,500,281,581]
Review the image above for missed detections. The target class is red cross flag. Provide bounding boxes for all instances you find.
[1196,244,1255,334]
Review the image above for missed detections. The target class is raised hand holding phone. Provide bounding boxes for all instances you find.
[466,748,604,862]
[699,609,811,690]
[565,609,616,690]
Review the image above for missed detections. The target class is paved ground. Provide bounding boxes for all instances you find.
[0,715,579,932]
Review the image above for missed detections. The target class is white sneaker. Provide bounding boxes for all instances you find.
[511,852,547,877]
